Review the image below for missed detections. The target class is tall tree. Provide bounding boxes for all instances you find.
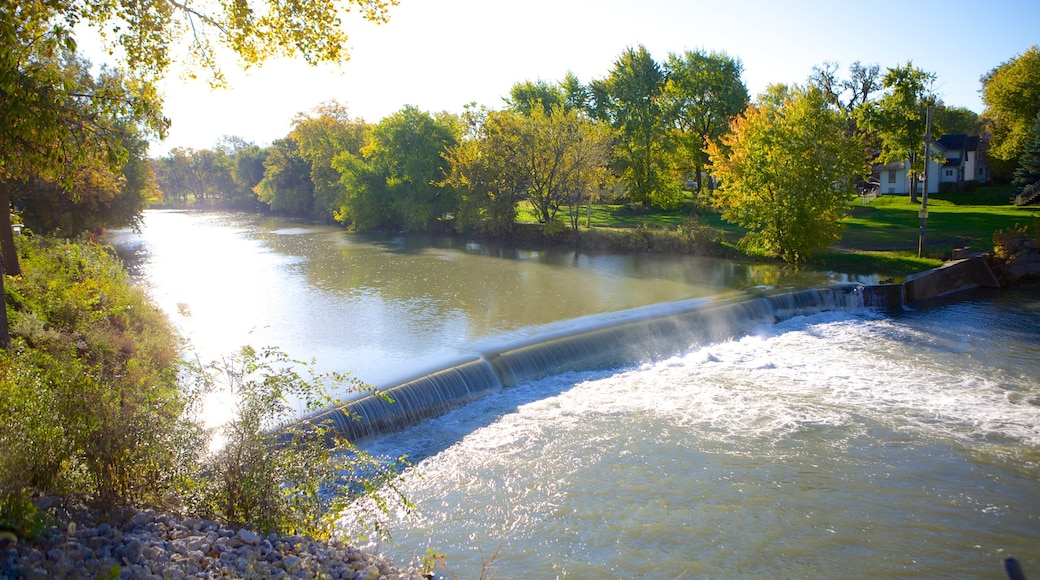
[444,107,525,235]
[334,106,459,231]
[856,62,938,203]
[447,105,612,232]
[506,80,565,116]
[291,101,369,221]
[707,85,867,262]
[663,49,749,194]
[255,138,314,216]
[591,46,681,208]
[934,105,980,136]
[1,0,397,279]
[0,16,166,276]
[981,46,1040,164]
[809,61,882,117]
[1012,112,1040,193]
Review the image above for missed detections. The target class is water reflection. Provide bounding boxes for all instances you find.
[107,210,879,388]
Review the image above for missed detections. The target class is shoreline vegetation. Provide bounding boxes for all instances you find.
[2,189,1038,578]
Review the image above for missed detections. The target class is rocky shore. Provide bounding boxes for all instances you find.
[0,499,425,579]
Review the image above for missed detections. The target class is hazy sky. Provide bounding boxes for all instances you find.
[127,0,1038,155]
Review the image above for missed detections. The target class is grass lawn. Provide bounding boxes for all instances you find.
[528,184,1039,278]
[837,188,1039,257]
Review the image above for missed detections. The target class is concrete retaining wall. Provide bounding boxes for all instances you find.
[859,255,1001,310]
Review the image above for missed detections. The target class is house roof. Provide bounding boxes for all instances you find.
[938,134,979,152]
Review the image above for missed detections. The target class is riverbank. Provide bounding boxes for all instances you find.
[0,497,426,579]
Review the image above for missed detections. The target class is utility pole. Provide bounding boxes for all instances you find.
[918,105,932,259]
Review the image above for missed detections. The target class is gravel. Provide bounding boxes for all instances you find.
[0,498,427,579]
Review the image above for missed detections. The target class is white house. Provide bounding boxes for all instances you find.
[937,134,990,185]
[872,134,989,195]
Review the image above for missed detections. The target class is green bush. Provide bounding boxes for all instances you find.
[179,346,411,540]
[1,238,188,526]
[1,238,409,540]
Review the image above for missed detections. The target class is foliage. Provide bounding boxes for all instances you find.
[255,138,315,216]
[334,106,460,232]
[290,102,370,221]
[447,105,613,233]
[663,49,749,195]
[1012,112,1040,193]
[0,238,186,514]
[707,85,868,262]
[444,108,525,236]
[856,62,938,202]
[934,105,981,137]
[981,46,1040,163]
[14,128,159,236]
[0,17,167,275]
[506,80,566,116]
[590,46,681,209]
[808,61,882,118]
[1,237,413,539]
[992,222,1038,262]
[180,346,411,539]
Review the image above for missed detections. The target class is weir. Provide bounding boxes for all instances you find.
[302,284,865,444]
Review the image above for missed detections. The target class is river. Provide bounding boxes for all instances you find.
[107,210,1040,578]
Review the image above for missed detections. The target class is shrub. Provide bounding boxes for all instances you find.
[2,238,409,541]
[178,346,411,540]
[1,237,186,520]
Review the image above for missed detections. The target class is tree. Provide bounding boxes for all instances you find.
[856,62,938,203]
[981,46,1040,163]
[591,46,681,208]
[291,102,369,221]
[334,106,460,231]
[934,105,980,136]
[0,16,167,276]
[447,105,612,232]
[444,107,526,235]
[13,127,159,236]
[506,80,565,116]
[255,138,315,216]
[809,61,882,118]
[1012,112,1040,193]
[1,0,397,280]
[663,49,749,194]
[707,85,868,262]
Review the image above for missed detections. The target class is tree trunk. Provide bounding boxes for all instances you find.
[0,179,21,276]
[0,253,9,349]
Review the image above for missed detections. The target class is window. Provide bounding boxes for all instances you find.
[887,170,896,183]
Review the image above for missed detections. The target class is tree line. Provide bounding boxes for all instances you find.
[150,45,1040,259]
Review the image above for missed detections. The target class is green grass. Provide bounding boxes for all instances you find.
[838,187,1039,257]
[536,184,1040,278]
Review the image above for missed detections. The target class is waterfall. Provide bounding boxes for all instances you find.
[303,285,865,444]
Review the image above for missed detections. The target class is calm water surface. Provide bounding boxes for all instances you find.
[107,210,871,387]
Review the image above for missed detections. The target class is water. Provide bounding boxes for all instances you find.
[346,290,1040,578]
[106,210,1040,577]
[105,210,869,389]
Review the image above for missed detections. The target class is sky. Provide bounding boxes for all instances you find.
[97,0,1039,156]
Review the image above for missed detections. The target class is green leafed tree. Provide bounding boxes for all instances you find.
[663,49,749,195]
[447,105,613,233]
[255,138,315,216]
[334,106,460,232]
[591,46,682,209]
[707,85,868,262]
[856,62,938,203]
[1012,112,1040,193]
[506,80,566,116]
[291,101,369,221]
[981,46,1040,165]
[1,0,398,276]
